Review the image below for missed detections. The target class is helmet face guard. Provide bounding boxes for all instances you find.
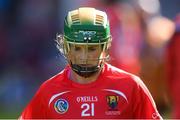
[63,39,110,77]
[63,7,111,77]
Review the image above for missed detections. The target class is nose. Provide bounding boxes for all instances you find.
[79,49,87,63]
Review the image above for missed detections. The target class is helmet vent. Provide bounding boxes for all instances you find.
[95,15,103,25]
[71,14,80,24]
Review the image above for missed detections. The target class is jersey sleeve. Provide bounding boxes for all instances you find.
[132,77,162,119]
[19,85,47,119]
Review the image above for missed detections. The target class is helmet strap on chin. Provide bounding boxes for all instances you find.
[70,61,103,78]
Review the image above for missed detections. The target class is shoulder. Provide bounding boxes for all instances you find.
[105,64,145,89]
[105,63,154,99]
[37,66,69,93]
[105,63,140,80]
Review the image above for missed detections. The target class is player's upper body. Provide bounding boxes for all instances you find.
[20,63,161,119]
[19,7,162,119]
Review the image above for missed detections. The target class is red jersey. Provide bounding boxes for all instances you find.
[20,63,162,119]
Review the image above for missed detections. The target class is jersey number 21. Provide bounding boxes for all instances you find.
[81,103,95,117]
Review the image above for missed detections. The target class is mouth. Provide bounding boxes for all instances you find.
[78,64,93,67]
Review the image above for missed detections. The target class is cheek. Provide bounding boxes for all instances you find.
[67,52,75,61]
[86,52,98,58]
[90,50,102,58]
[68,52,82,62]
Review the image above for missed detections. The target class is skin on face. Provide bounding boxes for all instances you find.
[66,44,106,84]
[68,44,104,67]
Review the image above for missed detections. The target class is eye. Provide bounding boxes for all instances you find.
[74,46,81,51]
[88,46,97,52]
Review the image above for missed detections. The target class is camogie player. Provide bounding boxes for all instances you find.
[19,7,162,119]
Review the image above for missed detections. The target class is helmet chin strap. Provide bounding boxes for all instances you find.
[68,54,108,78]
[70,62,103,78]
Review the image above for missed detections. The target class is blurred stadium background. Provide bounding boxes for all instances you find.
[0,0,179,118]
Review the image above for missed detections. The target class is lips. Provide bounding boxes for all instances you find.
[78,64,92,67]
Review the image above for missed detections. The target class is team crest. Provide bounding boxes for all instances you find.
[107,95,119,109]
[54,99,69,114]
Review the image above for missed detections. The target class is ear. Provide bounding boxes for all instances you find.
[107,36,112,49]
[66,53,72,65]
[106,37,112,54]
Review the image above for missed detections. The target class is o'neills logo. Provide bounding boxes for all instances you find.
[54,99,69,114]
[76,96,98,103]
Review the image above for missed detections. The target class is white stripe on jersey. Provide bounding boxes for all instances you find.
[49,91,71,107]
[103,89,128,103]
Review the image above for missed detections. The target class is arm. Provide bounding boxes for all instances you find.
[132,77,162,119]
[19,87,47,119]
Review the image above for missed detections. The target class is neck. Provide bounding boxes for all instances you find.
[69,69,102,84]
